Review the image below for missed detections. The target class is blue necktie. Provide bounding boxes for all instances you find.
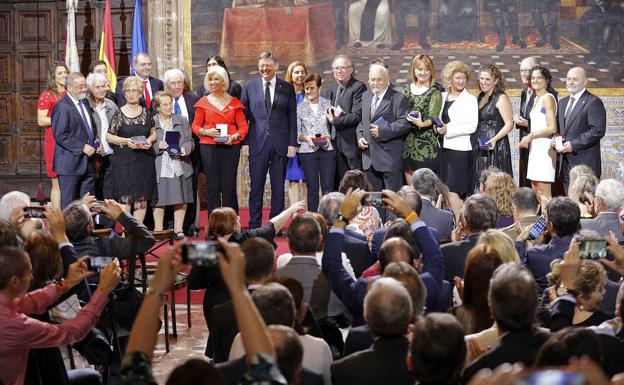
[174,97,181,115]
[77,101,94,145]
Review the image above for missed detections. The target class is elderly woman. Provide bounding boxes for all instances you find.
[107,76,158,222]
[297,73,334,212]
[473,64,514,193]
[151,91,194,240]
[37,61,68,208]
[87,72,119,199]
[437,61,478,200]
[192,65,248,215]
[402,54,442,179]
[196,55,241,99]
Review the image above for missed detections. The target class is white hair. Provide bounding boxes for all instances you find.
[163,68,185,85]
[0,191,31,220]
[369,63,389,80]
[204,66,230,92]
[86,72,108,88]
[595,179,624,211]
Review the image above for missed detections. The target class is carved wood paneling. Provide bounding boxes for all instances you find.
[17,9,52,44]
[0,11,10,45]
[18,93,39,130]
[0,53,10,85]
[0,94,13,132]
[16,52,51,88]
[17,133,44,174]
[0,134,13,174]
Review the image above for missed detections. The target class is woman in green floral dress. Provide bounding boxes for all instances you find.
[402,54,443,181]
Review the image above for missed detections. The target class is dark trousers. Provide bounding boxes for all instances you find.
[94,155,113,199]
[300,150,336,212]
[365,167,403,192]
[248,142,287,228]
[335,147,362,188]
[58,166,95,208]
[183,134,203,233]
[200,143,241,216]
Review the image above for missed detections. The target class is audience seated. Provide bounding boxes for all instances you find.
[0,191,43,244]
[411,168,455,239]
[516,197,580,295]
[581,179,624,242]
[568,170,598,218]
[330,278,415,385]
[441,194,498,281]
[338,170,382,245]
[366,218,422,278]
[501,187,540,241]
[483,171,517,228]
[0,219,19,247]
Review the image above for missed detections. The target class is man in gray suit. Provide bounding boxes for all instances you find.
[357,64,411,192]
[581,179,624,242]
[411,168,455,239]
[556,67,606,192]
[276,213,348,322]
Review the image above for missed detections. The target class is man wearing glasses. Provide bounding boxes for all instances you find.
[322,55,368,184]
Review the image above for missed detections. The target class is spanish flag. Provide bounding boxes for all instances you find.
[98,0,117,91]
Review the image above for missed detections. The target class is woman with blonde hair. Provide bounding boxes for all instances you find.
[476,229,520,263]
[437,61,478,200]
[483,171,517,228]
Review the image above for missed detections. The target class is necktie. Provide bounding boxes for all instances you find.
[265,81,272,113]
[174,97,181,115]
[564,96,575,123]
[143,80,151,109]
[77,101,93,144]
[335,86,344,106]
[371,95,380,117]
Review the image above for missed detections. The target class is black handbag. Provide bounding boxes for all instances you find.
[109,283,144,330]
[72,326,113,366]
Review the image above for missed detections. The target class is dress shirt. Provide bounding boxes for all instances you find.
[565,88,586,121]
[174,96,190,121]
[137,75,153,100]
[67,93,92,132]
[370,86,389,113]
[0,285,109,385]
[262,76,276,105]
[95,104,113,155]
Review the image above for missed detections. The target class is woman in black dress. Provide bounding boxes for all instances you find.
[472,64,514,193]
[106,77,157,222]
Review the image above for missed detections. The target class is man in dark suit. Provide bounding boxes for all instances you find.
[322,55,367,184]
[411,168,455,239]
[441,194,497,282]
[331,278,416,385]
[163,68,201,236]
[556,67,607,192]
[357,64,411,193]
[462,263,551,383]
[516,197,580,295]
[501,187,540,241]
[114,52,164,108]
[52,72,102,208]
[580,179,624,242]
[241,52,297,229]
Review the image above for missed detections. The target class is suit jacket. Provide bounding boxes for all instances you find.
[356,87,411,172]
[51,95,98,176]
[240,77,297,156]
[516,235,573,295]
[114,75,164,108]
[182,91,200,128]
[439,88,478,151]
[343,324,373,357]
[557,90,606,178]
[322,77,367,161]
[153,114,194,182]
[581,212,624,242]
[210,299,240,363]
[217,356,323,385]
[462,330,551,384]
[343,230,375,278]
[420,199,455,238]
[87,97,119,155]
[331,336,415,385]
[440,232,480,282]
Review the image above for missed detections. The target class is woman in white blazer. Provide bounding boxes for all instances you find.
[436,61,478,199]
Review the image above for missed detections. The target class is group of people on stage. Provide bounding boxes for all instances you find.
[38,49,606,236]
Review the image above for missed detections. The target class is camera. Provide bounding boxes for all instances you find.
[87,256,114,272]
[514,370,586,385]
[362,192,384,207]
[528,217,547,240]
[91,201,107,212]
[578,239,607,260]
[23,206,45,219]
[181,241,222,266]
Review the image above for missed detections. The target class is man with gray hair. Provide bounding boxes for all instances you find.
[356,64,411,193]
[331,277,415,385]
[87,72,118,199]
[411,168,454,238]
[163,68,201,237]
[581,179,624,242]
[114,52,164,108]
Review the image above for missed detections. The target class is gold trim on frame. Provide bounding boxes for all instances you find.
[183,0,193,89]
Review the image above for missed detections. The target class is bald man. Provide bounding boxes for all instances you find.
[556,67,606,191]
[356,64,410,193]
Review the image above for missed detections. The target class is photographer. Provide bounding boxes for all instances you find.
[0,247,120,385]
[63,198,155,260]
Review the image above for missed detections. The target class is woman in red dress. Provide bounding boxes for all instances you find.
[37,61,68,208]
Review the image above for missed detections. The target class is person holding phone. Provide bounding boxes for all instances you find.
[437,61,478,200]
[472,64,514,193]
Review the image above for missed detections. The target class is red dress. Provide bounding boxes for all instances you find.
[38,89,65,178]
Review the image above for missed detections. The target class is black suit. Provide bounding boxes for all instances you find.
[420,199,455,239]
[217,356,323,385]
[343,324,373,357]
[331,336,415,385]
[462,330,551,384]
[321,77,368,183]
[557,89,606,191]
[114,75,164,108]
[357,87,411,192]
[51,95,98,208]
[440,232,480,281]
[343,229,375,278]
[210,299,239,363]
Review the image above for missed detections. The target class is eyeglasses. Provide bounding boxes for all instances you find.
[168,81,184,86]
[333,66,352,72]
[125,89,141,94]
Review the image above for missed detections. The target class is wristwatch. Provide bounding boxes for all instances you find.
[556,285,578,297]
[335,213,351,224]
